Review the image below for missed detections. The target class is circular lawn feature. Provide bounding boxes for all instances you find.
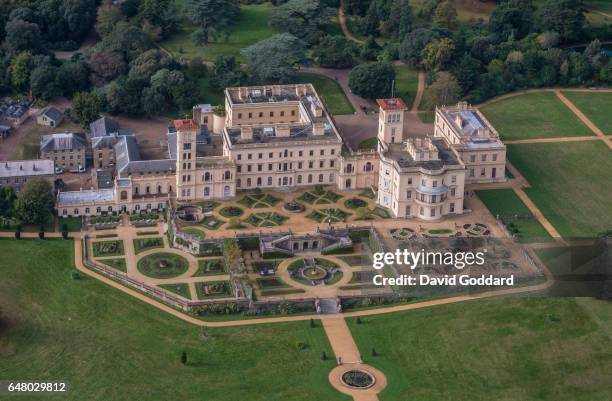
[219,206,244,218]
[137,252,190,279]
[341,370,375,389]
[344,198,368,209]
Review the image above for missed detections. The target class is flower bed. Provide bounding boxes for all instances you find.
[306,208,351,223]
[92,240,124,257]
[137,252,189,279]
[194,258,225,276]
[245,212,288,227]
[196,280,233,299]
[283,201,305,213]
[219,206,244,218]
[158,283,190,298]
[344,198,368,209]
[133,237,164,254]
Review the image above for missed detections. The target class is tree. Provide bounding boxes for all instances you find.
[489,0,535,41]
[344,0,369,16]
[71,92,102,127]
[312,35,359,68]
[399,28,440,66]
[426,71,460,106]
[139,0,179,38]
[0,186,16,217]
[100,22,152,62]
[87,50,127,86]
[15,225,21,240]
[36,0,97,43]
[209,55,247,91]
[30,65,61,100]
[4,18,42,54]
[381,0,412,39]
[56,59,90,97]
[422,37,455,72]
[269,0,335,40]
[15,178,54,225]
[128,49,173,84]
[96,0,125,38]
[185,0,240,45]
[241,33,306,83]
[537,0,585,42]
[361,35,382,61]
[10,51,32,90]
[180,351,187,365]
[348,62,395,99]
[61,223,68,239]
[222,239,242,274]
[433,0,457,29]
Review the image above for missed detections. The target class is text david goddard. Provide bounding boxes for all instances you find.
[372,274,515,287]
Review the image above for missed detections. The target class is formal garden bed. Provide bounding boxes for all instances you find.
[251,259,282,274]
[129,212,159,222]
[133,237,164,254]
[158,283,191,298]
[195,280,233,299]
[195,200,220,211]
[219,206,244,218]
[245,212,288,227]
[98,257,126,272]
[199,215,225,230]
[89,214,121,229]
[137,252,189,279]
[463,223,490,236]
[349,271,376,284]
[256,276,290,289]
[306,208,351,223]
[338,254,372,266]
[389,227,416,240]
[92,240,124,257]
[283,200,305,213]
[287,257,343,286]
[298,188,343,205]
[341,370,375,389]
[194,258,226,276]
[239,193,280,208]
[344,198,368,209]
[428,228,454,236]
[359,188,376,199]
[182,227,206,239]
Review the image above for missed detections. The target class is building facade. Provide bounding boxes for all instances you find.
[56,85,505,221]
[0,159,54,192]
[40,132,86,170]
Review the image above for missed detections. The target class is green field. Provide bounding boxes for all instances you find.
[0,239,345,401]
[295,73,355,115]
[476,189,551,242]
[562,91,612,134]
[508,141,612,239]
[481,92,593,140]
[12,119,82,160]
[348,296,612,401]
[392,65,419,109]
[160,3,277,62]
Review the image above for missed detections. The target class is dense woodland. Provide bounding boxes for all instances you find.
[0,0,610,123]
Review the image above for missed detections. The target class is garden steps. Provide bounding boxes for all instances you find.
[317,297,342,314]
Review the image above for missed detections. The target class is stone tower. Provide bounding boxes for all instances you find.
[376,98,407,147]
[174,119,198,200]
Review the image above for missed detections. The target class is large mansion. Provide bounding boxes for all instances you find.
[57,84,505,221]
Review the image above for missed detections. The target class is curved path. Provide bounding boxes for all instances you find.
[411,68,426,112]
[338,0,364,44]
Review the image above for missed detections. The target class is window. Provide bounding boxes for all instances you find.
[331,149,335,155]
[248,153,252,160]
[247,165,252,172]
[268,163,273,171]
[258,164,262,172]
[63,209,67,215]
[258,153,262,159]
[481,154,487,162]
[237,165,242,173]
[309,161,314,168]
[238,113,242,119]
[430,208,435,217]
[204,187,210,196]
[247,178,251,187]
[270,111,274,117]
[451,175,456,183]
[449,203,455,213]
[74,208,79,215]
[224,171,231,180]
[480,168,486,176]
[320,149,324,156]
[419,206,424,216]
[406,190,411,199]
[308,174,313,183]
[280,111,285,117]
[298,162,303,169]
[408,177,412,185]
[469,168,475,177]
[297,175,302,184]
[329,173,334,182]
[470,155,476,162]
[492,154,498,161]
[269,152,273,158]
[237,154,242,160]
[267,176,272,185]
[309,150,314,156]
[433,180,437,187]
[318,174,323,183]
[330,160,335,168]
[405,206,411,216]
[450,187,456,196]
[291,110,295,116]
[319,160,324,168]
[259,112,263,117]
[204,172,211,181]
[248,112,252,119]
[298,151,303,157]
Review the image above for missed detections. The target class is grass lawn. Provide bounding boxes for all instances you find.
[476,189,552,243]
[182,226,206,239]
[11,118,81,160]
[0,239,344,401]
[508,142,612,239]
[562,91,612,134]
[417,111,435,124]
[392,65,419,109]
[295,73,355,115]
[137,252,189,279]
[160,3,277,62]
[481,92,594,140]
[98,258,127,272]
[159,283,191,298]
[357,137,378,150]
[133,237,164,254]
[348,296,612,401]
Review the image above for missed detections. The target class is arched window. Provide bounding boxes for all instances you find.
[345,178,352,188]
[146,185,150,194]
[134,186,139,195]
[204,172,211,181]
[224,170,231,180]
[365,162,372,172]
[282,177,288,185]
[223,185,230,197]
[308,174,313,183]
[168,185,172,193]
[157,185,162,193]
[345,164,353,173]
[297,175,302,184]
[318,174,323,183]
[120,190,128,200]
[204,187,210,196]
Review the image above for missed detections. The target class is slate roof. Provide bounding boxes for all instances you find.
[41,106,64,122]
[115,135,176,176]
[0,159,54,178]
[40,132,87,152]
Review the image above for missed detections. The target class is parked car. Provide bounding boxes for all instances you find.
[55,167,64,174]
